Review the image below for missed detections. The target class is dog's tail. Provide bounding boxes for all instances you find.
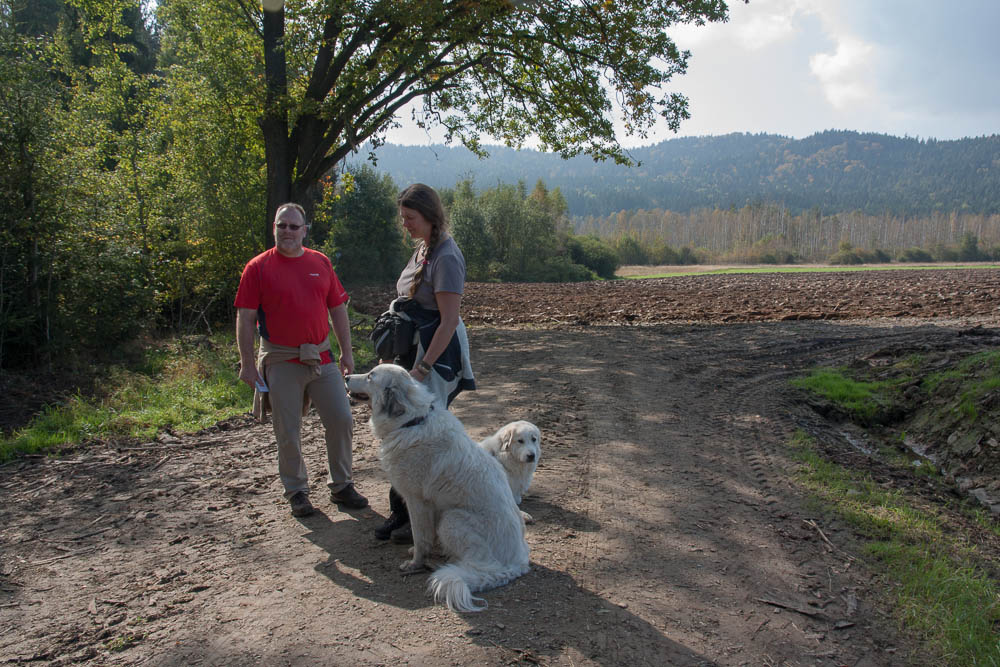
[427,561,529,613]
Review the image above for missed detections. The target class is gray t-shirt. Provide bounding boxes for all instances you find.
[396,235,466,310]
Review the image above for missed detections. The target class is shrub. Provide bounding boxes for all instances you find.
[533,256,596,282]
[898,247,934,262]
[677,246,704,265]
[614,234,648,265]
[647,242,680,265]
[931,243,959,262]
[566,235,619,279]
[829,242,891,265]
[318,166,409,285]
[829,248,864,265]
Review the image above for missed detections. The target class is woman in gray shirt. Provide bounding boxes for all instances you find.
[374,183,475,543]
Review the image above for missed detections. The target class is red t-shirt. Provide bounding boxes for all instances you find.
[234,248,349,364]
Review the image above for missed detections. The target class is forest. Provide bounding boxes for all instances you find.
[365,131,1000,218]
[370,130,1000,217]
[2,0,997,373]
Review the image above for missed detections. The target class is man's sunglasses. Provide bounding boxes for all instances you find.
[275,223,305,230]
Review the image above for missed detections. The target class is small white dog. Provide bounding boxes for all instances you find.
[478,421,541,523]
[345,364,530,613]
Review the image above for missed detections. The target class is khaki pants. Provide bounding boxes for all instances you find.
[266,361,353,499]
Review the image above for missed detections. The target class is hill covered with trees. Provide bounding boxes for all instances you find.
[363,131,1000,218]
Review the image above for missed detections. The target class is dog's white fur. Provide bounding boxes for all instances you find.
[346,364,529,613]
[478,421,540,523]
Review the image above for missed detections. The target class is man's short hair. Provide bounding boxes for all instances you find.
[275,202,308,226]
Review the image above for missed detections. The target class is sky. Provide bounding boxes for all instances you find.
[386,0,1000,148]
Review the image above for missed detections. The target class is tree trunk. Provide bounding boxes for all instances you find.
[261,114,290,249]
[260,2,290,249]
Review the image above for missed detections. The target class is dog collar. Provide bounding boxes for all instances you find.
[400,404,434,429]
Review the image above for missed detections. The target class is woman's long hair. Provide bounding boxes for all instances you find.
[398,183,448,298]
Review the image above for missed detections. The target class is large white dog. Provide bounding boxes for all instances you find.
[345,364,530,612]
[478,421,541,523]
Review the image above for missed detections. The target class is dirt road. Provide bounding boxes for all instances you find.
[3,269,999,666]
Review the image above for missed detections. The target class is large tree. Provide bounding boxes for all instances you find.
[160,0,737,247]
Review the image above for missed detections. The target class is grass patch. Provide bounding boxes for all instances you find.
[622,264,1000,280]
[790,367,905,425]
[923,350,1000,422]
[788,431,1000,665]
[0,308,379,464]
[0,334,249,461]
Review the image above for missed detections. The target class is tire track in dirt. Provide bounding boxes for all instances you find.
[455,328,720,665]
[691,319,993,665]
[507,322,942,666]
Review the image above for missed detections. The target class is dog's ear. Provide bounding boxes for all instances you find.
[380,386,408,419]
[501,425,514,452]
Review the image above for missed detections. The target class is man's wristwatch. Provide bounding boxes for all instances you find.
[416,359,432,375]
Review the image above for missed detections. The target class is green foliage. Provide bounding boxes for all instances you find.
[566,235,619,279]
[0,0,272,368]
[958,232,986,261]
[1,0,170,365]
[213,0,732,237]
[450,178,592,282]
[0,310,381,463]
[477,182,558,281]
[676,245,703,265]
[720,235,800,265]
[931,242,960,262]
[318,166,408,286]
[150,57,265,328]
[450,180,497,281]
[0,334,248,461]
[647,240,680,265]
[614,234,648,265]
[0,23,61,367]
[533,255,597,282]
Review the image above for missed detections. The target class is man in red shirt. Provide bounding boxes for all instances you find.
[235,203,367,517]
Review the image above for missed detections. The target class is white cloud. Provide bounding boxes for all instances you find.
[668,0,801,51]
[808,36,877,109]
[731,7,798,50]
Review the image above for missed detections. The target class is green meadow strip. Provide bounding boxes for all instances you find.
[624,264,1000,280]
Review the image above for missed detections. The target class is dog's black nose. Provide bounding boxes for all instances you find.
[526,453,535,462]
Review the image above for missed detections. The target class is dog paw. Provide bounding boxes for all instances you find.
[520,510,535,524]
[400,559,427,574]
